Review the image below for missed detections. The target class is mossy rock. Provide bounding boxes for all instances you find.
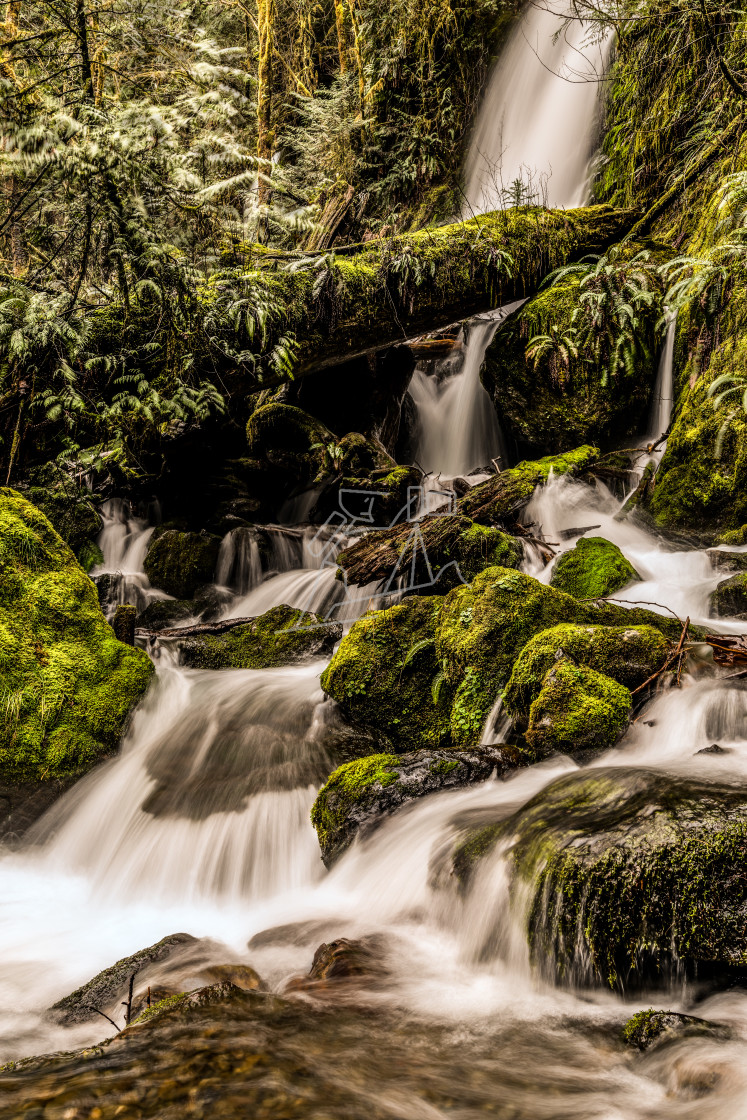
[503,623,669,723]
[706,548,747,574]
[621,1009,728,1051]
[0,488,154,789]
[178,605,341,670]
[524,658,631,757]
[324,565,687,752]
[245,402,332,513]
[320,595,450,753]
[710,573,747,620]
[310,744,528,865]
[136,598,198,631]
[459,445,601,524]
[550,537,641,600]
[481,277,657,458]
[455,768,747,990]
[25,482,103,572]
[143,530,221,599]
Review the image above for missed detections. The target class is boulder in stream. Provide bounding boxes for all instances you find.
[177,604,341,670]
[621,1008,729,1052]
[453,768,747,990]
[706,548,747,575]
[0,489,154,836]
[311,744,526,865]
[710,572,747,619]
[143,529,222,599]
[523,658,631,757]
[549,536,641,600]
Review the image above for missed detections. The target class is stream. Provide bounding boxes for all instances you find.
[3,11,747,1120]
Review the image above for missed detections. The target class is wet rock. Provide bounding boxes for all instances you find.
[247,919,344,951]
[135,597,197,630]
[112,603,137,645]
[0,775,83,842]
[697,743,731,755]
[706,548,747,574]
[285,936,387,994]
[143,529,221,598]
[129,984,184,1022]
[454,768,747,990]
[177,604,341,671]
[0,490,154,809]
[198,963,263,991]
[549,537,641,600]
[92,570,119,609]
[523,658,631,757]
[306,698,387,767]
[49,933,200,1025]
[710,572,747,619]
[621,1008,729,1051]
[311,744,528,865]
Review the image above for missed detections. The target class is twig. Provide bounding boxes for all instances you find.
[631,617,690,696]
[87,1006,121,1032]
[121,971,136,1026]
[578,595,684,623]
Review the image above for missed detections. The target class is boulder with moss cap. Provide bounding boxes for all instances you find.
[550,537,641,600]
[524,658,631,757]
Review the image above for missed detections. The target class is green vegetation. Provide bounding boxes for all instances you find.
[524,658,631,757]
[310,752,401,859]
[0,488,153,784]
[549,537,641,600]
[143,531,222,599]
[178,604,340,669]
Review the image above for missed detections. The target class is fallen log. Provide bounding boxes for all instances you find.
[230,205,638,382]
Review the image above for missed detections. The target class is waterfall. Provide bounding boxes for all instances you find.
[645,312,676,453]
[92,498,166,617]
[463,4,613,213]
[215,527,263,594]
[409,316,509,479]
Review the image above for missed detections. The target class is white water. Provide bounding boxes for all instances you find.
[92,498,167,617]
[464,4,613,213]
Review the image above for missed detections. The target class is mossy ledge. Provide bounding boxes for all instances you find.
[0,489,154,796]
[177,605,342,670]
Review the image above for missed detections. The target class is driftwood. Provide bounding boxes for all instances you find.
[137,616,259,640]
[704,634,747,666]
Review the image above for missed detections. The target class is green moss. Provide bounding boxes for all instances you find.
[310,753,401,857]
[143,529,221,599]
[429,757,459,776]
[503,623,669,723]
[550,537,641,600]
[525,658,631,757]
[133,992,189,1025]
[459,445,601,523]
[179,604,338,670]
[25,482,103,571]
[320,595,451,752]
[710,572,747,619]
[0,488,153,785]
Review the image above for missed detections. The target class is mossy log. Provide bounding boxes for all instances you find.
[239,205,638,380]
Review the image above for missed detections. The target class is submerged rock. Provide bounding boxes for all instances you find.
[177,604,341,670]
[49,933,200,1026]
[311,745,526,864]
[549,537,641,600]
[524,658,631,757]
[621,1008,729,1051]
[454,768,747,990]
[710,572,747,619]
[143,529,221,599]
[0,489,154,829]
[285,936,388,995]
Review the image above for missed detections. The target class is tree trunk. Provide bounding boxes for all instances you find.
[256,0,276,204]
[334,0,347,73]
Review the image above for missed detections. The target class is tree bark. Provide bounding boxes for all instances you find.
[256,0,276,203]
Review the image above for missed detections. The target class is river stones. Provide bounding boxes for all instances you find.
[453,768,747,990]
[143,529,222,599]
[549,537,641,600]
[284,936,388,996]
[710,572,747,619]
[706,548,747,574]
[311,745,526,865]
[176,604,341,671]
[48,933,201,1026]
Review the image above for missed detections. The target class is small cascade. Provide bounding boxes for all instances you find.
[463,5,613,213]
[644,311,676,458]
[409,314,509,481]
[92,499,166,617]
[215,527,263,594]
[32,661,329,903]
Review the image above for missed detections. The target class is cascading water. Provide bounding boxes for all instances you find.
[463,3,613,213]
[93,498,167,617]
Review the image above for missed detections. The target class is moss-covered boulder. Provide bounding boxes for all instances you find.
[323,565,685,752]
[320,595,449,752]
[481,277,656,458]
[455,768,747,990]
[549,537,641,600]
[524,658,631,757]
[178,605,342,670]
[0,489,154,806]
[143,530,221,599]
[458,445,601,524]
[710,573,747,620]
[503,623,669,723]
[310,744,527,865]
[25,482,103,573]
[136,598,198,630]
